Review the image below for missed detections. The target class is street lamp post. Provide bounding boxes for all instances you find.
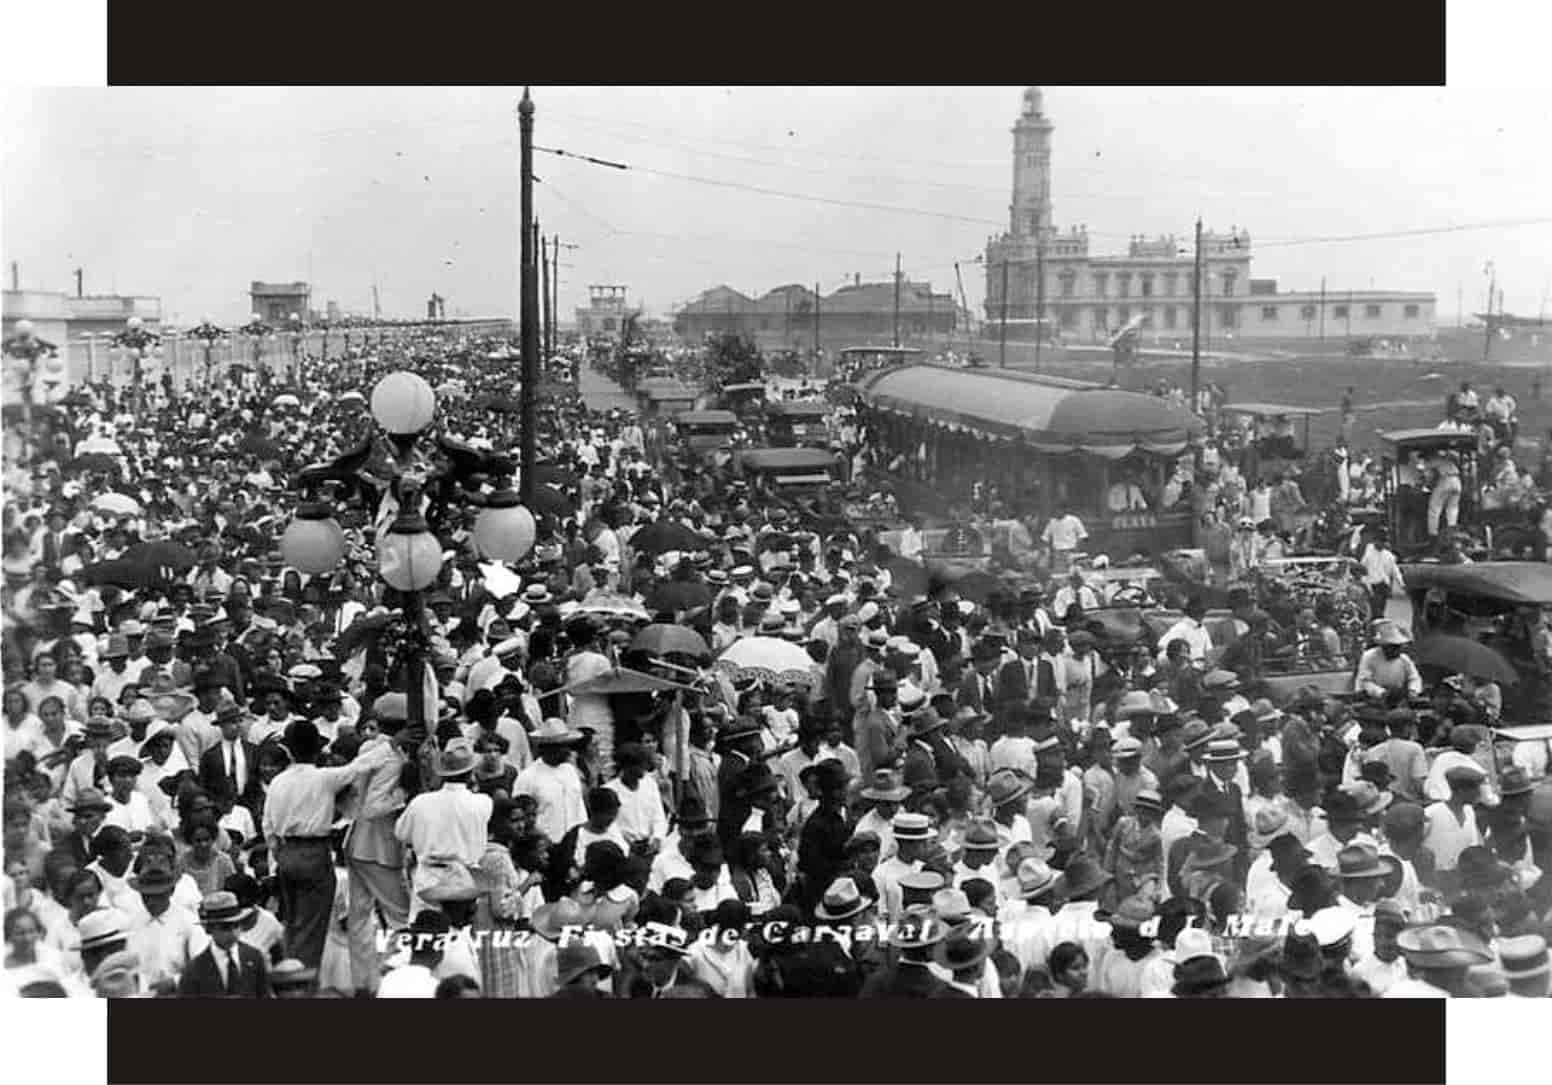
[2,319,64,427]
[187,318,227,390]
[287,313,306,383]
[240,315,272,380]
[281,370,537,735]
[110,316,161,421]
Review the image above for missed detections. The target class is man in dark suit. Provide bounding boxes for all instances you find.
[996,629,1040,710]
[198,702,263,813]
[1166,790,1233,900]
[1201,738,1251,883]
[38,510,79,570]
[859,905,950,998]
[178,891,273,997]
[957,640,1002,715]
[930,926,991,998]
[779,876,869,996]
[1034,628,1068,704]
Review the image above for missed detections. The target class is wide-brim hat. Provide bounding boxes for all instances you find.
[105,755,143,778]
[933,927,992,973]
[1180,719,1213,751]
[128,866,180,897]
[1204,738,1243,763]
[437,739,478,777]
[270,958,319,989]
[1496,767,1535,797]
[1374,622,1411,647]
[198,891,255,927]
[531,718,584,746]
[1116,691,1156,720]
[69,787,113,815]
[892,906,945,949]
[906,711,947,738]
[1173,955,1231,995]
[1396,924,1493,969]
[77,909,128,952]
[555,943,614,988]
[1054,855,1112,899]
[815,876,870,921]
[859,770,910,802]
[986,769,1033,808]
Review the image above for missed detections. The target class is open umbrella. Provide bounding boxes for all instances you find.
[68,452,122,475]
[644,579,712,617]
[716,636,818,687]
[629,520,706,556]
[552,666,694,699]
[473,393,522,414]
[529,484,574,518]
[271,393,301,409]
[337,390,366,407]
[90,492,142,517]
[571,592,651,622]
[80,558,164,591]
[237,433,283,460]
[121,539,197,577]
[77,435,122,456]
[1412,635,1519,684]
[532,464,579,489]
[632,623,711,661]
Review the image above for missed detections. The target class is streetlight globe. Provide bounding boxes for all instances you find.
[289,312,300,322]
[126,316,144,330]
[379,511,442,592]
[41,355,66,379]
[473,489,536,563]
[280,502,348,574]
[371,370,437,434]
[14,320,34,337]
[251,313,262,323]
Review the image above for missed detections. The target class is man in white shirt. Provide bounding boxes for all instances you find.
[1155,598,1214,666]
[263,721,382,967]
[394,739,494,917]
[604,742,669,853]
[124,866,201,995]
[513,720,588,844]
[1040,505,1088,574]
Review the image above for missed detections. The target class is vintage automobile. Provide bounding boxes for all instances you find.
[1250,556,1369,705]
[765,399,832,448]
[1378,428,1484,558]
[1218,401,1323,485]
[1403,561,1552,723]
[735,447,841,498]
[635,377,700,419]
[674,410,740,462]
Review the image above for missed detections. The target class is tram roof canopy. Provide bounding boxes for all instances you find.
[856,364,1203,458]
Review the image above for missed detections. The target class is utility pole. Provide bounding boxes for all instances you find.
[550,236,560,358]
[372,282,381,321]
[1190,218,1203,409]
[813,281,822,364]
[1034,237,1046,372]
[518,87,539,507]
[998,259,1010,368]
[892,252,902,349]
[74,268,84,298]
[1318,276,1327,342]
[1484,264,1499,361]
[953,262,970,357]
[540,229,552,364]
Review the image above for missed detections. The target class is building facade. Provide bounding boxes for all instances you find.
[250,281,312,323]
[674,276,957,351]
[984,88,1436,344]
[576,285,633,337]
[3,288,163,389]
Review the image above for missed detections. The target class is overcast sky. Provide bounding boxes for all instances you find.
[3,86,1550,326]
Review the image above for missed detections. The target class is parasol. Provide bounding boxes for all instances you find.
[122,539,198,575]
[631,623,711,661]
[337,391,366,407]
[532,464,579,489]
[77,435,122,456]
[629,520,706,556]
[572,592,650,622]
[271,393,301,409]
[473,393,522,414]
[90,492,142,517]
[68,452,121,475]
[549,666,696,699]
[1411,635,1518,685]
[716,636,818,687]
[529,484,574,518]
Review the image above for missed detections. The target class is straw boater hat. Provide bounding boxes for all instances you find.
[1115,691,1156,720]
[1498,935,1550,982]
[892,904,944,950]
[891,811,932,841]
[270,959,319,990]
[197,891,254,928]
[77,909,129,953]
[1016,858,1058,901]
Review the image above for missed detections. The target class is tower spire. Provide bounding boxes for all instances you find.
[1010,87,1054,238]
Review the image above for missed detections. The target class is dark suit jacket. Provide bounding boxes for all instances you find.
[996,659,1034,709]
[778,938,863,997]
[956,670,998,714]
[930,983,978,998]
[859,960,951,998]
[198,741,263,812]
[177,943,272,998]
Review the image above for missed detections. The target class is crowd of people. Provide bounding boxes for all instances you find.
[1,328,1549,1000]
